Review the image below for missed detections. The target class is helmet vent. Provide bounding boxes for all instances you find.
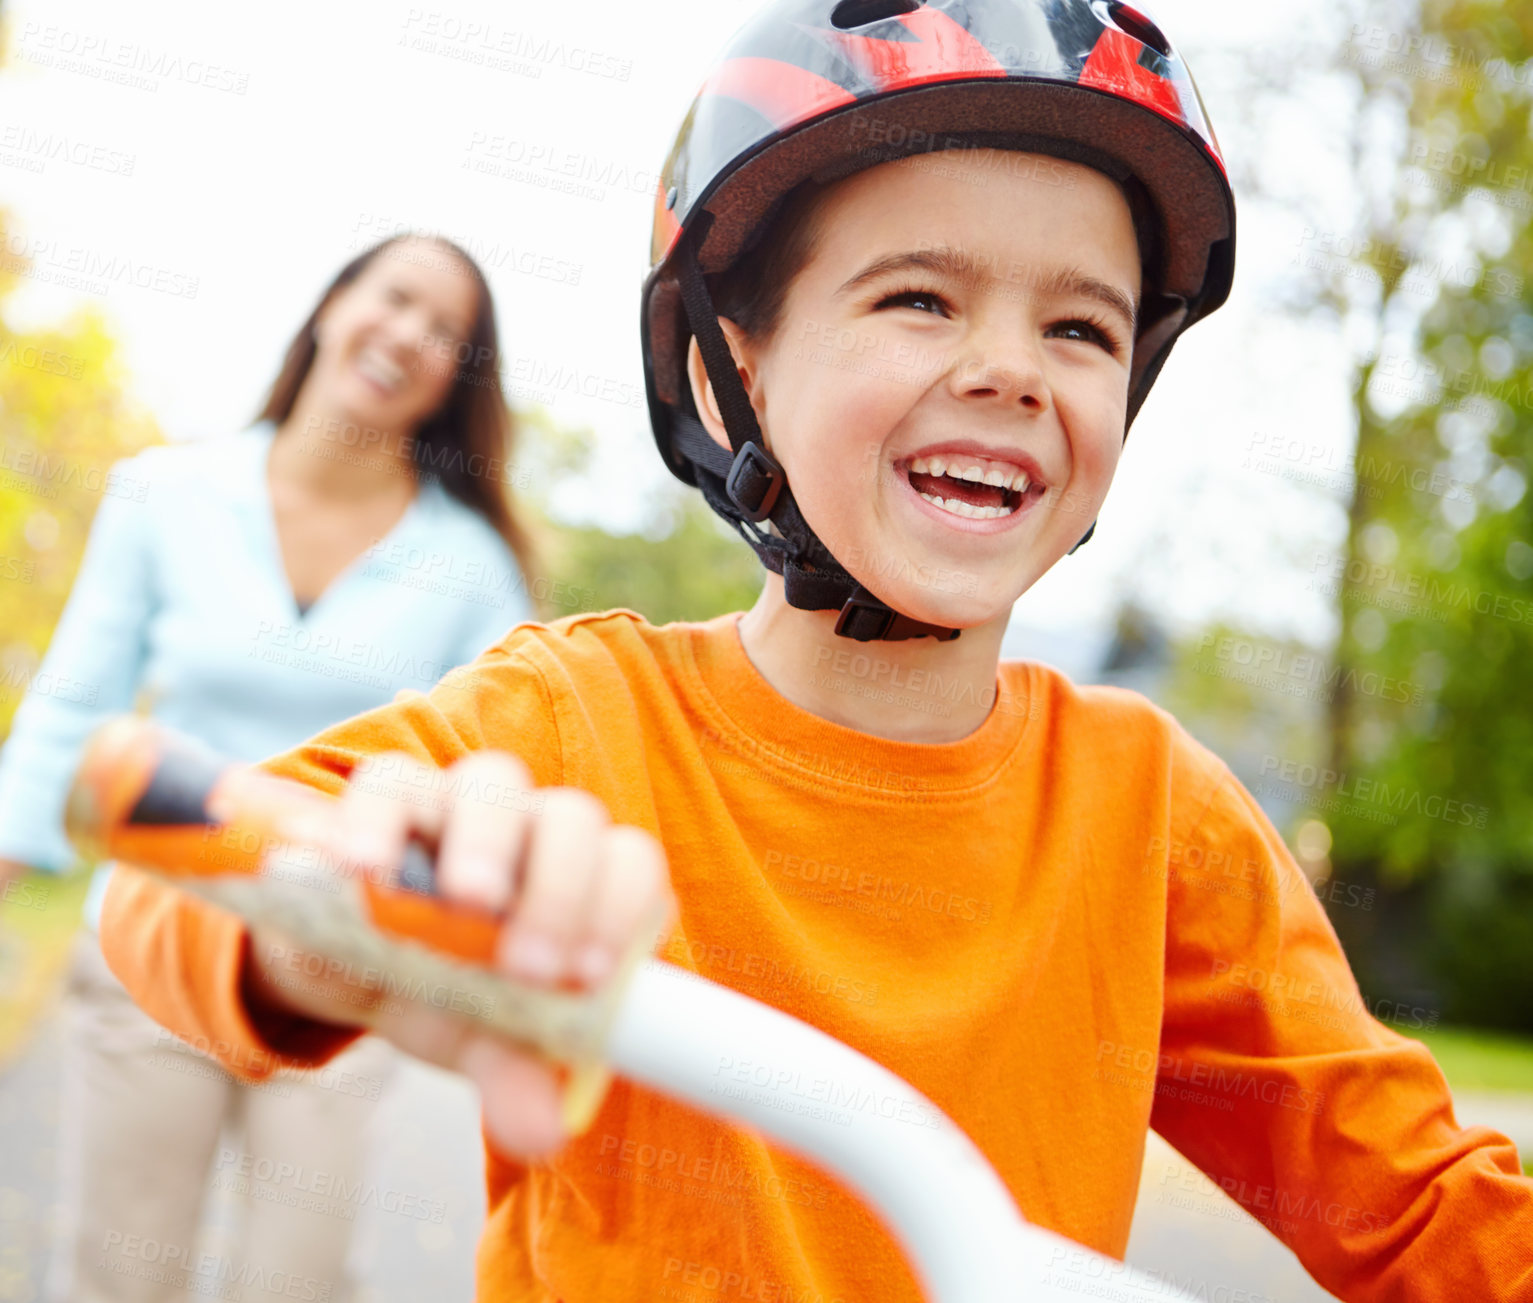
[830,0,925,29]
[1103,2,1173,57]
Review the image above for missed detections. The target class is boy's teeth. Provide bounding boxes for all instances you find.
[907,455,1033,493]
[917,491,1016,520]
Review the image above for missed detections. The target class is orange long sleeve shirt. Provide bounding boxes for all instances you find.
[102,610,1533,1301]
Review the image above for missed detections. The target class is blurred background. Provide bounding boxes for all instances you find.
[0,0,1529,1300]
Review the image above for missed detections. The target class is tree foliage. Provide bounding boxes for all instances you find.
[1313,1,1533,1026]
[0,215,162,738]
[1326,0,1533,876]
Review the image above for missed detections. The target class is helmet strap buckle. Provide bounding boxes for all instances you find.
[835,586,962,643]
[725,441,785,522]
[835,589,897,642]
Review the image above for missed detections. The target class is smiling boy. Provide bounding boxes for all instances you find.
[102,2,1533,1301]
[683,150,1139,743]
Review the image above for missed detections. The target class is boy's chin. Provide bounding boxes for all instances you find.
[865,584,1016,635]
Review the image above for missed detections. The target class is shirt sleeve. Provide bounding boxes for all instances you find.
[0,455,159,871]
[99,640,564,1082]
[1152,751,1533,1301]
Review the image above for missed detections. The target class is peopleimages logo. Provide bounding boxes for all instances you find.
[0,232,200,299]
[1309,552,1533,626]
[1211,959,1439,1033]
[14,22,252,94]
[1193,633,1425,706]
[660,1256,846,1303]
[711,1054,944,1131]
[98,1233,326,1300]
[0,125,136,175]
[1293,226,1524,299]
[596,1133,828,1210]
[399,9,634,81]
[760,848,990,923]
[1257,755,1489,828]
[0,339,88,379]
[211,1149,447,1222]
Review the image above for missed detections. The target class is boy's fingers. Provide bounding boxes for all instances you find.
[370,1001,565,1156]
[574,825,671,985]
[497,787,606,983]
[434,751,537,912]
[330,753,436,885]
[459,1036,566,1158]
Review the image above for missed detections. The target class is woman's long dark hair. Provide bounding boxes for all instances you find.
[258,233,535,579]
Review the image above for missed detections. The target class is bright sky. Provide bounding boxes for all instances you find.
[0,0,1368,652]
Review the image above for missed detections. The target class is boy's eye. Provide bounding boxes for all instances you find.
[874,287,951,317]
[384,286,410,306]
[1048,318,1121,354]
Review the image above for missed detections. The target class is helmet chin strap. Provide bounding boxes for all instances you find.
[672,214,961,642]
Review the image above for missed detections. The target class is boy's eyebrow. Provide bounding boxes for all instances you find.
[835,247,1139,335]
[1035,267,1140,336]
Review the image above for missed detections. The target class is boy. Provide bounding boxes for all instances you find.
[103,1,1533,1300]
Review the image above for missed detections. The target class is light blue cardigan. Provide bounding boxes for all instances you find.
[0,422,533,926]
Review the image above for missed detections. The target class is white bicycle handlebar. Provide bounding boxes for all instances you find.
[609,959,1195,1303]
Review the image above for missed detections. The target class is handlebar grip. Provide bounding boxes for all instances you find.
[65,716,654,1133]
[364,844,500,964]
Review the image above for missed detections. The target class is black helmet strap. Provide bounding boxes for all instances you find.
[673,213,960,642]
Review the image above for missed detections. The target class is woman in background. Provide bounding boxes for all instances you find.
[0,233,535,1303]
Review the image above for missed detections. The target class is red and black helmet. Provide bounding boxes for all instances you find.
[640,0,1236,642]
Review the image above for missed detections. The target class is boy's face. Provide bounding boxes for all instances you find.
[694,149,1141,630]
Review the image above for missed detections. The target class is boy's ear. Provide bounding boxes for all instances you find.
[685,319,759,454]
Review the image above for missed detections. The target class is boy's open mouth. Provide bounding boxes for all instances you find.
[900,454,1041,521]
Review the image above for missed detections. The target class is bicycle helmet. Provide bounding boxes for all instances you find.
[641,0,1235,641]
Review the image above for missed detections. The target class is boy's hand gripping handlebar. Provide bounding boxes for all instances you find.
[67,717,1203,1303]
[65,717,642,1133]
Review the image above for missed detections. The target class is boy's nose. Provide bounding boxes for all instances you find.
[949,335,1050,412]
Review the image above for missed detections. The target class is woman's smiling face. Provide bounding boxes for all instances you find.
[312,237,480,434]
[692,149,1142,629]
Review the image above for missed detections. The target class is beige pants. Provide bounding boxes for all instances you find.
[47,932,396,1303]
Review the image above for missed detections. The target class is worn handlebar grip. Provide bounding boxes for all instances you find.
[65,715,659,1132]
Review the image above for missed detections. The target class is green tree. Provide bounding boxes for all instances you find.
[1309,1,1533,1027]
